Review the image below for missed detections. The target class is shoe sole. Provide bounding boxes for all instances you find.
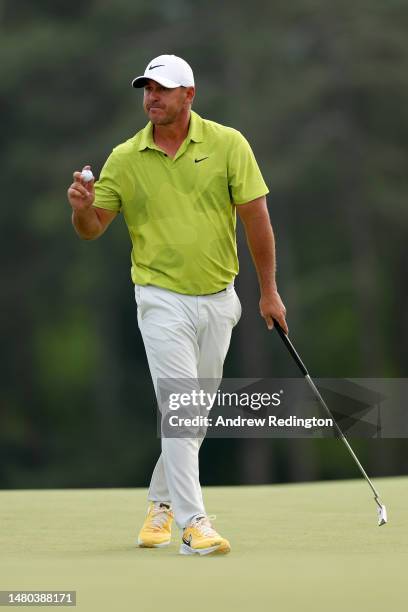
[179,543,230,556]
[137,537,170,548]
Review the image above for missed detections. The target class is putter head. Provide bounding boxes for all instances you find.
[377,504,387,526]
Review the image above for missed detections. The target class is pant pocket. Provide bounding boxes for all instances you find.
[233,290,242,326]
[134,285,147,321]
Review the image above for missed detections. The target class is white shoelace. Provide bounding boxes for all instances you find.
[150,503,171,530]
[191,515,218,537]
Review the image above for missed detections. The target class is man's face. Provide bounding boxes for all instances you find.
[143,79,195,125]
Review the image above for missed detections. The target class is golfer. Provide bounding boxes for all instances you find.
[67,54,288,556]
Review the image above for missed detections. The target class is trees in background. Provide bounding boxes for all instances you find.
[1,0,407,487]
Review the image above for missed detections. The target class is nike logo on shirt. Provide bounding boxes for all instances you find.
[195,157,209,163]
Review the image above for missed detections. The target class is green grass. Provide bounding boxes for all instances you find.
[0,477,406,611]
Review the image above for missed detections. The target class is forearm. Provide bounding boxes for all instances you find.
[242,214,277,294]
[72,207,104,240]
[238,200,287,331]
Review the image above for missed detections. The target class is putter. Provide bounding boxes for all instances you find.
[273,319,388,526]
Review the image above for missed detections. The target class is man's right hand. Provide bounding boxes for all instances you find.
[67,165,95,211]
[68,165,117,240]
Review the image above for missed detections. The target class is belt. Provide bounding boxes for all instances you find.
[203,288,227,296]
[202,282,234,296]
[137,283,233,296]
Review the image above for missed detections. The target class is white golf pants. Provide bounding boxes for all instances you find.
[134,282,241,529]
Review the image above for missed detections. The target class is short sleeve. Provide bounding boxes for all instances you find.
[227,130,269,205]
[93,150,122,213]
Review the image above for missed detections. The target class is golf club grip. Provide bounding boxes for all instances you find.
[273,319,309,376]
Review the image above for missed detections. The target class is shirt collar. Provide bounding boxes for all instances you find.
[137,110,203,152]
[189,110,204,143]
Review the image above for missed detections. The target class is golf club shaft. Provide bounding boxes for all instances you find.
[273,319,382,505]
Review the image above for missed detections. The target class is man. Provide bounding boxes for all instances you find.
[67,54,288,556]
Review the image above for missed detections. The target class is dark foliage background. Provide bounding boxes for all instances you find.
[1,0,407,488]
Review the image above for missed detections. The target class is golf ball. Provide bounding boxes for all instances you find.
[81,169,94,182]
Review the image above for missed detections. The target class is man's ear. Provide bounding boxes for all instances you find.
[186,86,195,105]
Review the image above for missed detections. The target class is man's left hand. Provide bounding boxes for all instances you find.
[259,289,288,334]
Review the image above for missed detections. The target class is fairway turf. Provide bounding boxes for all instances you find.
[0,477,406,611]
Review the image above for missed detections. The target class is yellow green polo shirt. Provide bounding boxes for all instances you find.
[94,110,269,295]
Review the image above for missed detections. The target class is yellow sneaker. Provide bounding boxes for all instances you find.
[180,515,231,556]
[137,502,173,548]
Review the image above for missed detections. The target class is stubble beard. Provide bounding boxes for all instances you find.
[150,114,173,126]
[145,104,183,126]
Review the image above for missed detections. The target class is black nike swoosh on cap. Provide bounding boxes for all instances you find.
[148,64,165,70]
[195,157,209,163]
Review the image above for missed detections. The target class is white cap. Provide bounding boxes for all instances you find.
[132,54,194,89]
